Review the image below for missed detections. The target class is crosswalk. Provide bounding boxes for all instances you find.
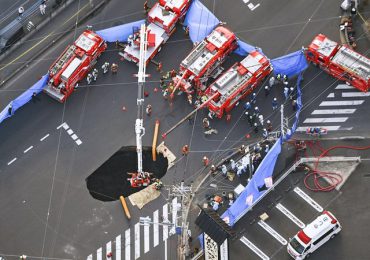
[297,84,368,132]
[87,198,179,260]
[239,186,325,259]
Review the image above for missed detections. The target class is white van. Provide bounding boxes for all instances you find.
[287,211,341,259]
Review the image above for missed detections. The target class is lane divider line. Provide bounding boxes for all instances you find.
[40,133,50,141]
[7,158,17,165]
[257,220,287,245]
[240,236,270,260]
[23,146,33,153]
[294,187,323,212]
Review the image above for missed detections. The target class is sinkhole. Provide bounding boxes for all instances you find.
[86,146,168,201]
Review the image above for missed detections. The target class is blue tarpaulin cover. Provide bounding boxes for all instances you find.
[96,19,145,43]
[0,74,48,124]
[234,40,263,56]
[183,0,219,43]
[271,50,308,78]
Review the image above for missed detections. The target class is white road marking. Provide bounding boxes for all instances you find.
[240,236,270,260]
[170,197,178,235]
[312,109,356,115]
[125,229,130,260]
[76,139,83,145]
[7,158,17,165]
[303,117,348,123]
[71,134,78,140]
[248,3,260,11]
[144,218,150,253]
[56,122,66,129]
[258,220,287,245]
[24,146,33,153]
[153,210,159,247]
[40,133,50,141]
[335,84,354,89]
[67,129,74,135]
[342,92,370,97]
[276,203,305,228]
[106,241,112,259]
[320,100,364,106]
[116,235,121,260]
[327,93,334,98]
[294,187,323,212]
[87,254,92,260]
[163,204,169,241]
[97,247,102,260]
[296,126,341,132]
[135,223,140,259]
[62,123,69,130]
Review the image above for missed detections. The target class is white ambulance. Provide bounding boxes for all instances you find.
[287,211,342,259]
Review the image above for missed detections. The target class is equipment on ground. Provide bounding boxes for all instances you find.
[306,34,370,92]
[172,26,238,95]
[306,127,328,136]
[205,50,272,118]
[120,0,192,65]
[44,30,106,102]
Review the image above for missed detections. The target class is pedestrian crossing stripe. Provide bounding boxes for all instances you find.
[294,187,323,212]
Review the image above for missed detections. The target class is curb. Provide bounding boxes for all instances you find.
[0,0,110,88]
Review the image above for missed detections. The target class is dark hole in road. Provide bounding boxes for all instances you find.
[86,146,168,201]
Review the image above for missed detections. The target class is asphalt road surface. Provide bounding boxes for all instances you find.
[0,0,369,259]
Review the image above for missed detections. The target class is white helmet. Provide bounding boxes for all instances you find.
[129,34,133,39]
[274,97,277,101]
[267,120,271,124]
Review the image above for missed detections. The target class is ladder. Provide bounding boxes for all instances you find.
[50,45,76,75]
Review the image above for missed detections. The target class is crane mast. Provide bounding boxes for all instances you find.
[135,24,148,176]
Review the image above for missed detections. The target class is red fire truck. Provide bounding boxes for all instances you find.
[306,34,370,92]
[44,30,107,102]
[204,50,272,118]
[172,25,238,94]
[121,0,192,65]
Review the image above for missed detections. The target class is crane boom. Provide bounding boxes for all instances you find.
[135,24,148,175]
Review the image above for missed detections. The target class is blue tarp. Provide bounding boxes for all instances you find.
[271,50,308,78]
[183,0,219,43]
[234,40,263,56]
[0,74,48,124]
[96,19,145,43]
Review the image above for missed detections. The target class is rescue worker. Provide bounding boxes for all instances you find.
[111,63,118,74]
[272,97,278,110]
[292,99,297,111]
[182,144,189,156]
[102,62,110,74]
[247,113,253,126]
[236,163,245,177]
[269,76,275,88]
[157,62,163,72]
[8,102,13,116]
[154,179,163,190]
[18,6,24,17]
[86,73,93,85]
[244,101,251,111]
[283,87,289,100]
[283,74,289,86]
[162,88,169,99]
[289,87,295,100]
[254,143,261,153]
[221,164,227,176]
[202,117,210,129]
[258,114,264,126]
[254,122,258,133]
[201,95,208,103]
[264,85,270,96]
[127,34,134,47]
[262,128,268,139]
[187,94,193,105]
[276,73,282,82]
[264,144,270,154]
[210,164,217,176]
[143,1,150,14]
[230,159,236,172]
[169,69,177,78]
[266,120,273,132]
[254,106,260,116]
[92,68,98,81]
[146,104,152,116]
[251,92,257,104]
[202,156,210,166]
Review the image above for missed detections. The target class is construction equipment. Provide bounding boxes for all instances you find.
[120,0,192,65]
[44,30,107,102]
[306,34,370,92]
[205,50,272,118]
[172,26,238,95]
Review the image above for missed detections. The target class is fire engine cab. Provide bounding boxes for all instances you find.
[172,26,238,94]
[44,30,106,102]
[306,34,370,92]
[121,0,192,65]
[205,50,272,118]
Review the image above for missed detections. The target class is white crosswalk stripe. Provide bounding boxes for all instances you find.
[327,93,334,98]
[240,236,270,260]
[296,126,341,132]
[303,117,348,123]
[87,201,179,260]
[335,84,354,89]
[311,109,356,115]
[320,100,364,106]
[342,92,370,97]
[275,203,305,228]
[294,187,323,212]
[257,220,287,245]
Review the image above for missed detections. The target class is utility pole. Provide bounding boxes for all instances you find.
[166,181,193,260]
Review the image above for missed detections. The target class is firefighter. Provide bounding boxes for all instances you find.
[146,104,152,116]
[162,88,169,99]
[182,145,189,156]
[202,118,210,129]
[230,159,236,172]
[154,179,163,190]
[170,69,177,78]
[266,120,273,132]
[143,1,150,14]
[276,73,282,82]
[262,128,268,139]
[221,164,227,176]
[251,92,257,104]
[258,114,264,126]
[111,63,118,74]
[264,85,270,96]
[272,97,278,111]
[202,156,209,166]
[187,94,193,105]
[254,122,258,133]
[247,113,253,127]
[201,95,208,103]
[254,106,260,117]
[86,73,93,85]
[289,87,295,100]
[283,87,289,100]
[264,144,270,154]
[292,99,297,111]
[269,76,275,88]
[157,62,163,73]
[283,74,288,86]
[244,101,251,111]
[102,62,110,74]
[210,164,217,175]
[92,68,98,81]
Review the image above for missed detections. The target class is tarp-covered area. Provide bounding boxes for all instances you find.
[0,74,48,124]
[96,19,145,43]
[183,0,219,43]
[234,40,263,56]
[272,50,308,78]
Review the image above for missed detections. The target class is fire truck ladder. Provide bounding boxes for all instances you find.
[182,41,207,67]
[134,24,149,177]
[50,45,76,75]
